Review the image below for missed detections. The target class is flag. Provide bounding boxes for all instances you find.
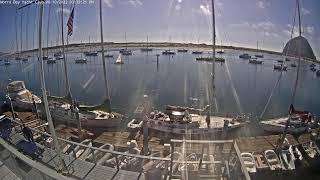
[67,7,75,36]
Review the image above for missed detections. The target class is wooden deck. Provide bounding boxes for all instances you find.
[236,134,299,153]
[0,131,145,180]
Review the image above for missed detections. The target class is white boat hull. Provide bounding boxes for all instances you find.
[260,118,309,134]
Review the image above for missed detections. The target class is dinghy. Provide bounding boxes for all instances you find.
[253,152,269,170]
[241,152,257,173]
[85,142,114,164]
[264,150,282,170]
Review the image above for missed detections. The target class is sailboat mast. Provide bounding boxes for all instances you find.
[15,10,18,54]
[61,4,72,99]
[37,3,65,170]
[99,0,112,112]
[278,0,302,150]
[211,0,216,77]
[292,0,302,102]
[20,11,23,54]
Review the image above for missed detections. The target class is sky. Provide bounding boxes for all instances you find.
[0,0,319,58]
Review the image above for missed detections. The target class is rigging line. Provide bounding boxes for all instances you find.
[26,6,30,51]
[259,71,284,119]
[15,9,18,54]
[46,1,52,55]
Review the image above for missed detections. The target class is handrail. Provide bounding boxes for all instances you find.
[0,138,75,180]
[9,117,171,161]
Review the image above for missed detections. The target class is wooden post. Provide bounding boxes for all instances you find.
[168,141,174,180]
[90,140,96,164]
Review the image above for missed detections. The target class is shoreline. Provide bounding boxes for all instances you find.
[2,42,318,63]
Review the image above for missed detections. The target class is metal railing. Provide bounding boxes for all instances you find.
[4,116,250,180]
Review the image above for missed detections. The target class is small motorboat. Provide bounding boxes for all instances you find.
[15,57,22,60]
[310,63,316,68]
[302,141,320,159]
[22,58,28,62]
[4,60,10,65]
[177,49,188,53]
[85,142,114,164]
[42,56,48,60]
[285,58,291,61]
[47,57,56,64]
[253,152,269,170]
[84,51,98,56]
[310,67,317,72]
[239,53,251,59]
[127,119,143,131]
[249,58,263,64]
[255,54,263,58]
[291,63,297,67]
[196,57,225,62]
[217,50,225,54]
[264,150,282,170]
[241,152,257,173]
[104,54,114,58]
[277,60,284,63]
[119,49,132,55]
[162,50,176,55]
[274,63,287,71]
[75,58,87,64]
[192,50,203,55]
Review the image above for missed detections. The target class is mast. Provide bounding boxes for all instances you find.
[125,32,127,50]
[99,0,112,112]
[37,3,66,170]
[61,3,72,99]
[20,10,23,54]
[292,0,302,102]
[147,35,148,49]
[211,0,217,114]
[211,0,216,77]
[15,10,18,55]
[277,0,302,150]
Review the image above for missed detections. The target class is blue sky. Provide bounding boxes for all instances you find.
[0,0,319,58]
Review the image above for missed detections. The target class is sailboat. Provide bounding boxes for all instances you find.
[120,32,132,55]
[47,1,123,129]
[115,54,124,64]
[192,39,203,54]
[75,41,87,64]
[140,35,152,52]
[216,40,224,54]
[254,41,264,58]
[147,0,247,135]
[162,36,176,55]
[260,0,317,134]
[84,36,98,56]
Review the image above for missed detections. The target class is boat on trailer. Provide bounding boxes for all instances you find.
[260,105,316,134]
[147,105,248,135]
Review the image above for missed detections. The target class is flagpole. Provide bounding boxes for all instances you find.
[99,0,112,112]
[61,3,72,100]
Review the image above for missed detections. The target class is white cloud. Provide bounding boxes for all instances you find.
[56,8,71,15]
[128,0,143,7]
[305,26,314,34]
[199,4,211,16]
[301,8,311,15]
[252,21,275,30]
[256,1,265,9]
[283,24,314,37]
[216,0,223,7]
[103,0,113,7]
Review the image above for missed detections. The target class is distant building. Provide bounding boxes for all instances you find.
[282,36,316,60]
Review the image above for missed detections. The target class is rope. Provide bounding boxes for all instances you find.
[259,71,284,119]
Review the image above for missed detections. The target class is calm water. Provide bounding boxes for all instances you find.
[1,48,319,136]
